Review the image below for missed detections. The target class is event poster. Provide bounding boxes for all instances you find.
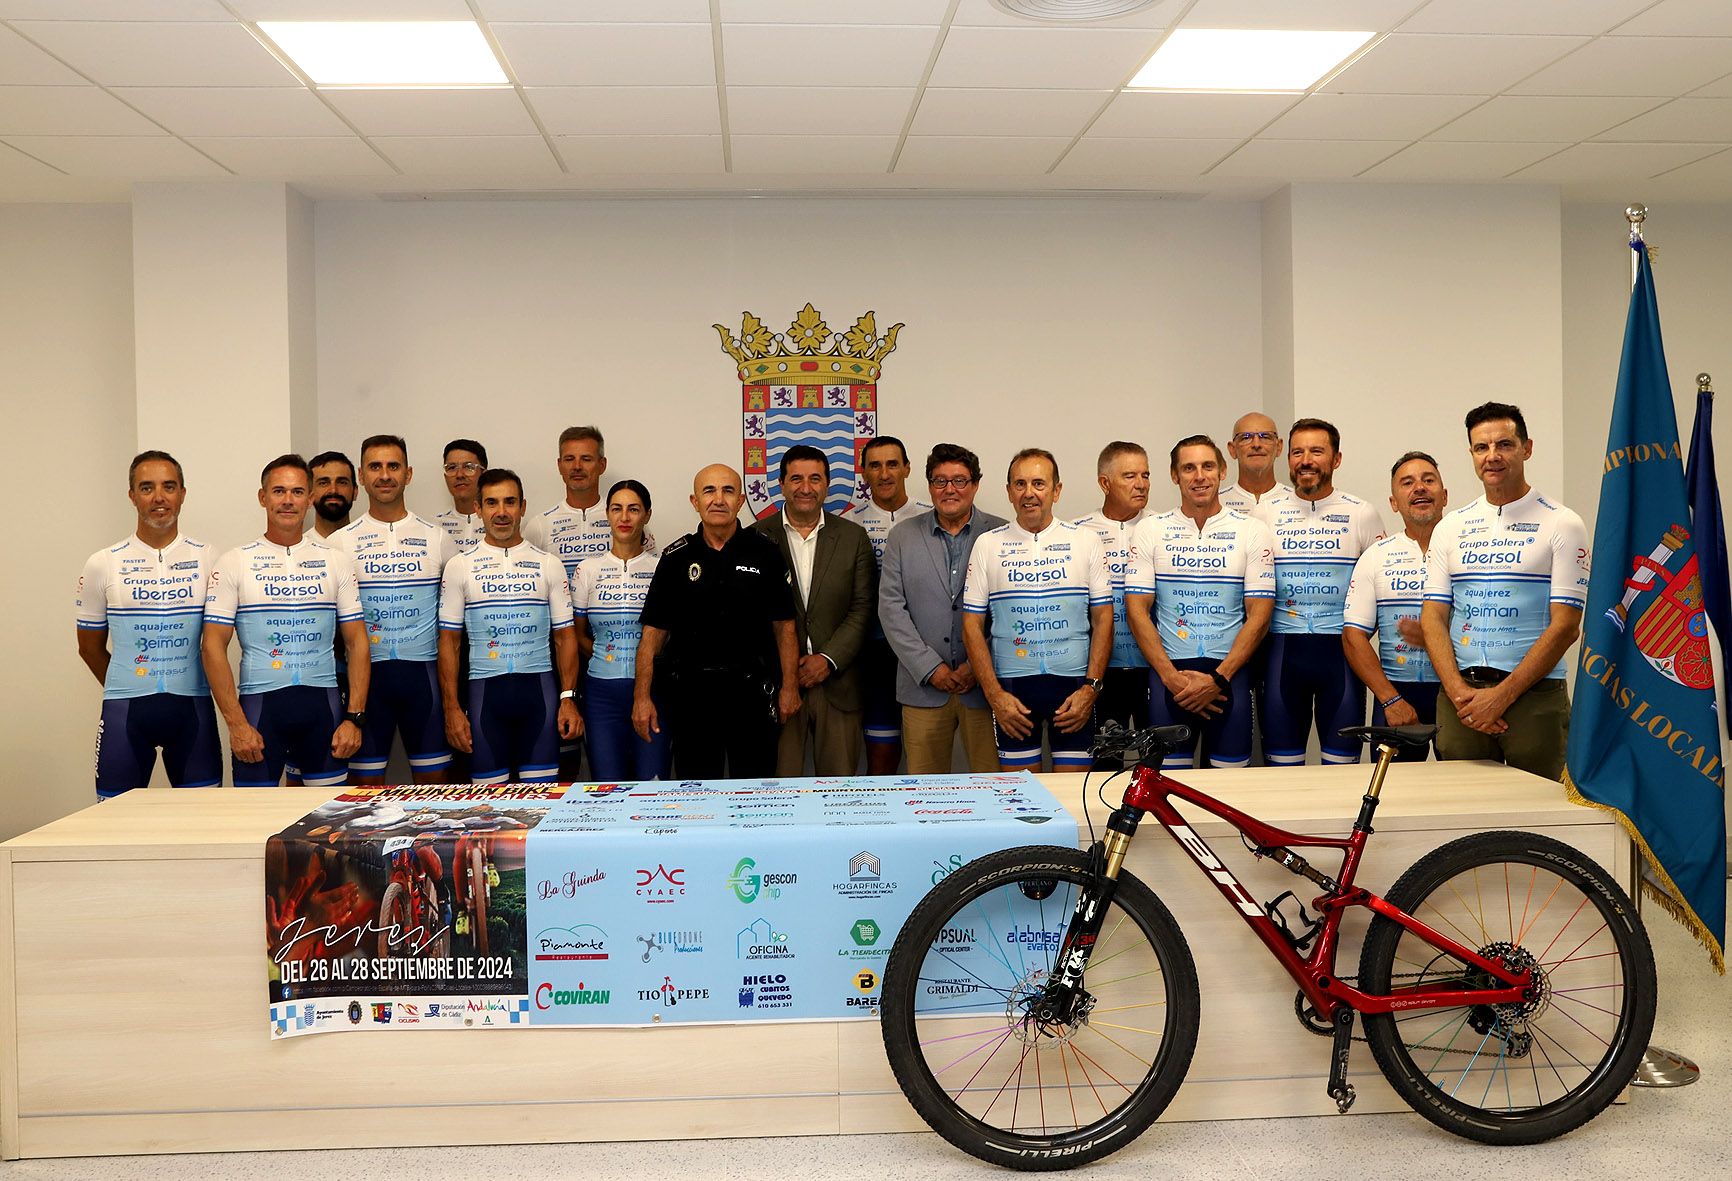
[267,784,563,1037]
[266,774,1076,1036]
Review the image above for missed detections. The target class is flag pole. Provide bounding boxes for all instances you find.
[1620,202,1704,1088]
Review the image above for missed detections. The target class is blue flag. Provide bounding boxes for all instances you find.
[1565,241,1725,972]
[1686,385,1731,738]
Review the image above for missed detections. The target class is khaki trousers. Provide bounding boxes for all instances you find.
[775,682,864,777]
[902,697,999,774]
[1436,678,1570,782]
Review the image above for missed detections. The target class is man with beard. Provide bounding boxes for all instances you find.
[1259,419,1386,766]
[1220,412,1293,515]
[1343,452,1448,762]
[307,451,356,539]
[1421,403,1588,780]
[1073,441,1153,745]
[437,439,489,555]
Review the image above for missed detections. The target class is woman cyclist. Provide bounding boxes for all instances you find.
[572,480,669,780]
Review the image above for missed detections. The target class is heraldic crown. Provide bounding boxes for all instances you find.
[715,303,902,385]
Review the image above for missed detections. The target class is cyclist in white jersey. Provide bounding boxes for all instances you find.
[573,480,668,780]
[1344,451,1449,762]
[328,434,458,785]
[202,454,368,788]
[1125,435,1274,768]
[1220,411,1294,516]
[438,468,581,785]
[75,450,220,797]
[1072,441,1152,753]
[962,449,1113,772]
[853,436,931,773]
[1259,418,1386,765]
[1422,402,1588,780]
[435,438,489,555]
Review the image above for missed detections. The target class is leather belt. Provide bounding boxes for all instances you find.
[1458,666,1509,688]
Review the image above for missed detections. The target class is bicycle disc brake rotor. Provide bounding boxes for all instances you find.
[1005,969,1097,1045]
[1464,942,1549,1056]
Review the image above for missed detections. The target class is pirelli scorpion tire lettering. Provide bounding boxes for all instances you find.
[1359,831,1657,1145]
[880,846,1199,1171]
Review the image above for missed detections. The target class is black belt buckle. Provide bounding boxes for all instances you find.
[1459,666,1508,688]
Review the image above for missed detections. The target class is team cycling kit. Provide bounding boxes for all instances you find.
[1346,533,1441,755]
[204,538,363,788]
[962,519,1112,770]
[76,534,220,797]
[329,513,457,777]
[438,541,574,784]
[435,509,486,554]
[572,550,667,780]
[1074,510,1152,732]
[1125,508,1275,768]
[1258,491,1386,765]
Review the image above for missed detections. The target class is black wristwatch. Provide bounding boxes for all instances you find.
[342,710,366,728]
[1085,677,1106,693]
[1210,670,1231,693]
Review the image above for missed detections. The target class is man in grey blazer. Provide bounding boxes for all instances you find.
[754,445,876,776]
[878,443,1007,773]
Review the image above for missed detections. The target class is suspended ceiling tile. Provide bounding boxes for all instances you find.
[6,133,229,177]
[1179,0,1417,32]
[553,133,724,173]
[525,86,720,135]
[726,86,916,135]
[491,22,717,86]
[928,26,1163,90]
[1261,92,1485,141]
[1616,0,1732,37]
[322,88,537,136]
[729,134,898,172]
[952,0,1181,28]
[1359,140,1570,179]
[723,23,940,87]
[0,25,85,84]
[374,134,561,173]
[721,0,951,23]
[189,134,396,176]
[1592,98,1732,142]
[1057,136,1237,175]
[911,88,1109,137]
[1209,137,1405,177]
[111,86,349,137]
[1324,33,1587,94]
[894,134,1069,174]
[1090,90,1295,138]
[1398,0,1654,36]
[0,86,165,135]
[477,0,710,18]
[11,21,298,86]
[1511,37,1732,97]
[1509,140,1726,181]
[1430,95,1668,142]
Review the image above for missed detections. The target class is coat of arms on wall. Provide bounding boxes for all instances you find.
[715,303,902,520]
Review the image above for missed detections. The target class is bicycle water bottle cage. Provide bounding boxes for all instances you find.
[1264,891,1323,953]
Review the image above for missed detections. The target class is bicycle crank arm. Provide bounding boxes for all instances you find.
[1327,1008,1358,1114]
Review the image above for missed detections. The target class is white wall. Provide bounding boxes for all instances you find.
[0,205,136,841]
[312,197,1265,528]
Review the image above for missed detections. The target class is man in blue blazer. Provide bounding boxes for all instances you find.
[877,443,1008,773]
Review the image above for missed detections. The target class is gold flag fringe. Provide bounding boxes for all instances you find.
[1562,768,1725,974]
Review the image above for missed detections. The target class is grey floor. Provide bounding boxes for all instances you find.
[4,887,1727,1181]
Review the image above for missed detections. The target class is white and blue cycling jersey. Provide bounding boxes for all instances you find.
[525,502,659,583]
[855,498,932,566]
[438,542,573,679]
[1263,491,1386,635]
[204,538,362,695]
[328,512,456,663]
[572,550,658,680]
[1344,534,1436,683]
[1125,509,1275,661]
[435,508,486,555]
[962,519,1112,679]
[1220,482,1293,518]
[76,535,213,698]
[1423,488,1590,679]
[1073,509,1150,670]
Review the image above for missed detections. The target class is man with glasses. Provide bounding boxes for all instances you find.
[436,439,489,555]
[853,435,930,773]
[878,444,1006,773]
[1421,403,1587,780]
[1221,413,1293,517]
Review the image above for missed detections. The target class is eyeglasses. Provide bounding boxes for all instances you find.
[444,462,483,474]
[1234,431,1277,443]
[929,476,975,489]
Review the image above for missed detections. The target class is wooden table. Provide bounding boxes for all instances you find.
[0,763,1621,1159]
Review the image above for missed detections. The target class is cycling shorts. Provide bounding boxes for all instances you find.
[1258,633,1365,765]
[95,694,222,798]
[350,660,450,777]
[1147,659,1253,769]
[992,673,1095,771]
[468,671,559,785]
[238,686,346,788]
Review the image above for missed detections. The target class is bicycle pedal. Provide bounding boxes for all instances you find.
[1331,1083,1357,1115]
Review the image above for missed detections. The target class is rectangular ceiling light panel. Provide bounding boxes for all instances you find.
[258,21,508,88]
[1130,28,1375,92]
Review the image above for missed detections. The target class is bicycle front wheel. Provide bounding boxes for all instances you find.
[880,846,1199,1171]
[1359,831,1656,1145]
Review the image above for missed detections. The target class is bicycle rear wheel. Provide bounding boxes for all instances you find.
[880,846,1199,1171]
[1359,831,1656,1144]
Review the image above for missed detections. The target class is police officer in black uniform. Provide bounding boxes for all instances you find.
[633,463,801,778]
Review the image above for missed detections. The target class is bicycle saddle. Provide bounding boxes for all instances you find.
[1338,724,1438,748]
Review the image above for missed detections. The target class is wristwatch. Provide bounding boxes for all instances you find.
[342,710,366,728]
[559,689,577,701]
[1085,677,1105,693]
[1210,670,1231,693]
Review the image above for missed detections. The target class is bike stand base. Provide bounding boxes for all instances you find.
[1632,1046,1700,1088]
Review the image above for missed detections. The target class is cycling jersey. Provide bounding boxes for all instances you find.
[1263,491,1386,635]
[1220,483,1293,517]
[1124,509,1275,660]
[855,498,932,565]
[1344,533,1437,683]
[572,550,657,680]
[76,534,213,698]
[204,539,362,695]
[963,519,1112,679]
[435,509,486,554]
[525,502,659,582]
[1423,488,1590,679]
[438,542,573,679]
[328,512,457,663]
[1073,510,1150,670]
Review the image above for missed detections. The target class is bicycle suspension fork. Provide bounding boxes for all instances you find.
[1033,805,1145,1029]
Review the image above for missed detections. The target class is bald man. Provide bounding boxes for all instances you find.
[635,464,800,779]
[1221,412,1294,517]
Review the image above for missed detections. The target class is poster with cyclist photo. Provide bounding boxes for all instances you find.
[266,784,566,1037]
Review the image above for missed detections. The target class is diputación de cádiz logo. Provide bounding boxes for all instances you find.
[716,304,902,521]
[1607,523,1714,690]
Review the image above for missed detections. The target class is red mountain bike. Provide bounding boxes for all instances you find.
[879,723,1656,1170]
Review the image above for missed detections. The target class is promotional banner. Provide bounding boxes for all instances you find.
[267,774,1076,1035]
